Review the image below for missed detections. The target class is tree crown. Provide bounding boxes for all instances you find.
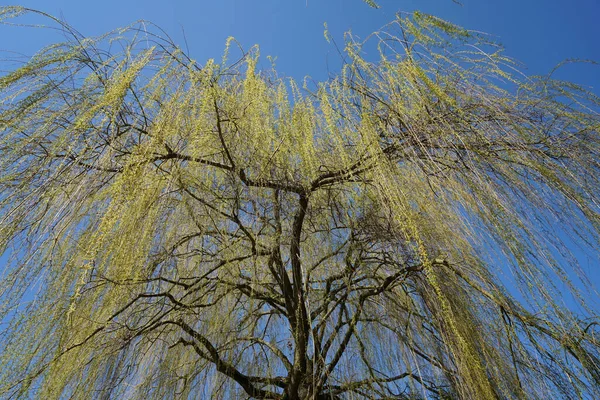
[0,7,599,399]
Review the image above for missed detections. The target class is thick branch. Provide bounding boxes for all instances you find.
[287,192,311,399]
[171,320,283,399]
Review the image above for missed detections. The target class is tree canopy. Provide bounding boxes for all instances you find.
[1,6,599,399]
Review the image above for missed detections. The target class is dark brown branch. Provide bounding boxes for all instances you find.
[171,320,283,399]
[287,192,311,399]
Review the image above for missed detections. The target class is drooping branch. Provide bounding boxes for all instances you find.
[1,8,599,400]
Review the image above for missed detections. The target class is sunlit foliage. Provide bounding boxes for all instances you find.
[1,7,599,399]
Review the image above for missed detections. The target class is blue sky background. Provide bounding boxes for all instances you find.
[1,0,599,87]
[0,1,598,308]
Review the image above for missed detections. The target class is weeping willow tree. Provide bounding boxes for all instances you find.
[1,6,599,400]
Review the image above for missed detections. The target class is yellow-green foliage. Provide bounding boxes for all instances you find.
[1,8,599,400]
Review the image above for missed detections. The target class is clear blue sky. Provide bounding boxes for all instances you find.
[1,0,599,88]
[0,1,598,304]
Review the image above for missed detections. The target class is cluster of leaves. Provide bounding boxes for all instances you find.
[362,0,381,8]
[0,6,599,400]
